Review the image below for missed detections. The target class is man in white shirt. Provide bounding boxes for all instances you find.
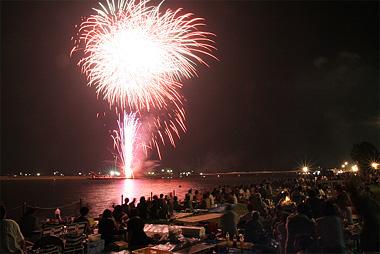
[0,205,25,254]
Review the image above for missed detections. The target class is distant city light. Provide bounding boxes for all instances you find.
[341,164,345,168]
[351,165,359,172]
[344,161,348,165]
[36,173,41,176]
[78,172,82,175]
[302,166,309,173]
[371,162,379,169]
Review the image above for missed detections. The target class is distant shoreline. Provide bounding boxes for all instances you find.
[0,171,299,181]
[0,176,89,181]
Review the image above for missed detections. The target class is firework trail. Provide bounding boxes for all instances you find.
[138,100,186,159]
[112,112,140,178]
[72,0,216,111]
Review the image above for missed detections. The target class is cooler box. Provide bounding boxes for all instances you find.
[179,226,205,238]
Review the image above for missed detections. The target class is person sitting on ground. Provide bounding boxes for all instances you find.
[238,203,254,227]
[347,178,380,252]
[273,211,289,254]
[335,185,353,224]
[250,193,268,217]
[173,196,182,211]
[285,203,315,254]
[112,205,127,228]
[98,209,117,246]
[290,186,305,204]
[199,193,210,209]
[245,211,265,243]
[305,189,323,219]
[315,201,346,253]
[220,204,238,236]
[0,204,25,253]
[19,207,39,240]
[127,208,153,250]
[73,207,92,234]
[183,194,193,210]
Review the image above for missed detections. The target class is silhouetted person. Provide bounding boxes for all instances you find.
[347,179,380,252]
[19,207,38,239]
[98,209,117,246]
[0,205,25,253]
[73,207,92,234]
[316,201,345,253]
[285,203,315,254]
[137,197,148,220]
[220,204,238,236]
[127,209,152,250]
[305,189,323,219]
[245,211,265,243]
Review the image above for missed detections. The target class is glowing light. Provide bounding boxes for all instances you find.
[351,165,359,172]
[281,196,292,206]
[36,173,41,176]
[302,166,309,173]
[344,161,348,165]
[341,164,345,168]
[371,162,379,169]
[112,112,140,178]
[72,0,216,111]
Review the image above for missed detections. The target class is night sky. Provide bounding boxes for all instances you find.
[1,0,379,174]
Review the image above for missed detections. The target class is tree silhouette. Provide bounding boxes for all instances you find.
[350,142,379,175]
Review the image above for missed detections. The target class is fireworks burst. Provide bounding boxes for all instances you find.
[138,100,186,159]
[73,0,216,176]
[72,0,216,111]
[112,112,140,178]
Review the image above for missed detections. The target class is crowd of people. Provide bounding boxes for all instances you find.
[1,173,379,253]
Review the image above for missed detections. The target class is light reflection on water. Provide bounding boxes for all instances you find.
[1,176,266,218]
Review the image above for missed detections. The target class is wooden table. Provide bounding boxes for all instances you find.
[176,213,222,224]
[173,213,193,220]
[173,243,216,254]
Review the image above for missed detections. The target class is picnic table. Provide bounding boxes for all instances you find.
[173,213,193,220]
[176,213,222,225]
[173,242,216,254]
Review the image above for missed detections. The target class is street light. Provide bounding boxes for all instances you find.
[351,165,359,172]
[371,162,379,169]
[302,166,309,173]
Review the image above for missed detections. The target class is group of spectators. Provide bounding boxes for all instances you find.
[1,173,379,253]
[217,175,380,253]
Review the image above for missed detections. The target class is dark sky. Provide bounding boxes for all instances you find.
[1,0,379,174]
